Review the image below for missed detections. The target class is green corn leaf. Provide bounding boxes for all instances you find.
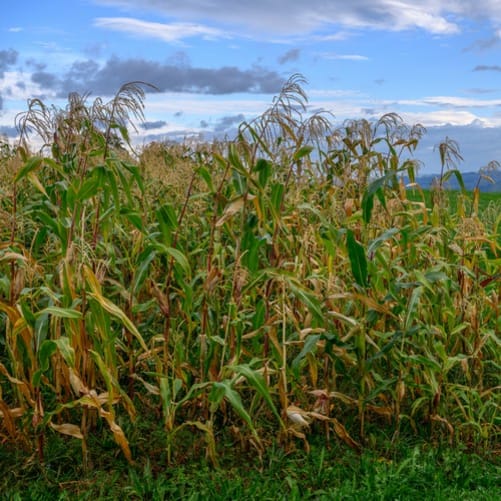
[346,230,368,288]
[228,142,247,176]
[120,208,144,231]
[292,334,320,370]
[230,363,284,428]
[287,279,324,323]
[132,247,156,295]
[19,301,36,328]
[441,169,466,192]
[405,286,423,330]
[293,145,313,161]
[211,381,259,438]
[154,244,191,277]
[104,164,120,209]
[156,203,178,245]
[53,336,75,368]
[255,158,271,189]
[39,306,83,320]
[15,156,43,182]
[368,228,399,255]
[361,176,387,224]
[270,182,285,215]
[197,166,214,191]
[122,162,144,193]
[76,173,101,201]
[38,340,58,372]
[362,190,374,225]
[406,354,442,373]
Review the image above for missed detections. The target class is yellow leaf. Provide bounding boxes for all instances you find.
[83,265,148,352]
[216,197,245,227]
[0,401,21,437]
[332,418,360,451]
[69,368,89,396]
[100,409,133,463]
[27,171,48,197]
[0,405,24,419]
[0,252,28,263]
[50,422,84,439]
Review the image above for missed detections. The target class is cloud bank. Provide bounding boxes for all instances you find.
[29,57,284,96]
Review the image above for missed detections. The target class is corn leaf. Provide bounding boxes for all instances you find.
[346,230,368,288]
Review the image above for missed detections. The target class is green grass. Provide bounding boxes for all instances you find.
[1,436,499,500]
[407,188,501,245]
[407,188,501,212]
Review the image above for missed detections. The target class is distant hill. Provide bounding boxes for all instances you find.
[413,171,501,192]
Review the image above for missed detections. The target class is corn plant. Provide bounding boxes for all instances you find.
[1,75,499,466]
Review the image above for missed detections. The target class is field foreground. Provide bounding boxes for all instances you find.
[1,437,500,500]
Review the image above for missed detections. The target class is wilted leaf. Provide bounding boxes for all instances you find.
[332,418,360,450]
[100,409,132,463]
[50,422,84,440]
[84,265,148,352]
[216,197,245,227]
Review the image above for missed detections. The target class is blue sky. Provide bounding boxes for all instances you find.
[1,0,500,173]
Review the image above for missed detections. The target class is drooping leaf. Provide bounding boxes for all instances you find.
[154,244,191,277]
[50,422,84,440]
[231,363,284,428]
[84,265,148,351]
[292,334,320,370]
[287,279,324,323]
[367,228,399,255]
[210,380,260,440]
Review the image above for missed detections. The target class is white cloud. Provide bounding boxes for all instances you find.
[396,96,501,109]
[399,110,487,126]
[319,53,369,61]
[144,92,270,116]
[312,32,351,42]
[309,89,364,98]
[94,17,230,42]
[387,2,459,34]
[421,96,501,108]
[93,0,501,37]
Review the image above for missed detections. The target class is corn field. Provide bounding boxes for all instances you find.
[0,76,499,466]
